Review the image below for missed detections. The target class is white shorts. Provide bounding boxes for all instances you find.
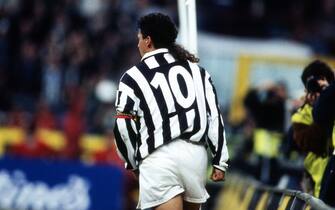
[137,139,209,209]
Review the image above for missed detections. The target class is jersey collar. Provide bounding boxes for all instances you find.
[141,48,169,61]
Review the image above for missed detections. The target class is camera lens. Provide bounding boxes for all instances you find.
[306,77,322,93]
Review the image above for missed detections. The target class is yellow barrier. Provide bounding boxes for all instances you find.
[255,191,269,210]
[0,127,25,155]
[79,134,109,162]
[35,128,67,151]
[277,195,292,210]
[0,126,111,159]
[215,174,334,210]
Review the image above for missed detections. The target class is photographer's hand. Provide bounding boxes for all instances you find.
[305,92,320,105]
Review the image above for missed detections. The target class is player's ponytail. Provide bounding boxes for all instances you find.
[168,43,199,63]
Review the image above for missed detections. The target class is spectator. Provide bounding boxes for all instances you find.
[42,44,64,112]
[244,82,287,185]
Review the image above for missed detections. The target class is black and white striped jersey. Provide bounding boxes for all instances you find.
[114,48,229,171]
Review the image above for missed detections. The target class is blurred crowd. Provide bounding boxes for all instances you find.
[232,59,335,207]
[0,2,177,209]
[0,0,176,161]
[198,0,335,55]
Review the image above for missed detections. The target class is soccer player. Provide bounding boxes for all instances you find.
[114,13,229,210]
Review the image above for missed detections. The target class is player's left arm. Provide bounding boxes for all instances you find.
[203,70,229,180]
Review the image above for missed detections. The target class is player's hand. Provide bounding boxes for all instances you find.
[132,169,139,180]
[210,168,225,182]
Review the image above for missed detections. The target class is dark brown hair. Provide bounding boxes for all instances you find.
[138,13,199,63]
[301,60,335,87]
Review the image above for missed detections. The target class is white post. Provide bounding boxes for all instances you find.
[177,0,198,56]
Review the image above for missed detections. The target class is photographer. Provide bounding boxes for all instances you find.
[313,81,335,206]
[292,60,335,206]
[293,60,334,155]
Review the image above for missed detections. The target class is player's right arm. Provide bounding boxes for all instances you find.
[114,74,140,170]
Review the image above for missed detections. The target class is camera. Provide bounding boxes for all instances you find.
[306,76,323,93]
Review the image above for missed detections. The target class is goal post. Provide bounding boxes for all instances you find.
[177,0,198,56]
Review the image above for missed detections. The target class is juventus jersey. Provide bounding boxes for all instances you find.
[114,48,229,171]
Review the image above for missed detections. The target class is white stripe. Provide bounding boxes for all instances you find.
[185,108,195,132]
[220,129,229,164]
[164,53,175,64]
[117,90,128,112]
[141,48,168,61]
[139,142,149,158]
[127,67,164,149]
[119,82,139,102]
[116,118,136,168]
[139,115,149,158]
[130,119,138,135]
[144,56,159,69]
[205,72,229,166]
[116,82,140,112]
[205,71,219,148]
[150,72,176,113]
[205,71,219,116]
[188,62,207,141]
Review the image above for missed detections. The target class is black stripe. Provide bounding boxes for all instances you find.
[191,104,201,136]
[135,119,142,160]
[148,62,173,144]
[124,97,135,113]
[200,68,216,155]
[212,122,224,165]
[120,72,154,156]
[180,105,199,139]
[116,91,122,106]
[210,79,225,164]
[155,53,169,66]
[154,86,172,144]
[125,119,137,149]
[198,68,209,143]
[177,107,188,132]
[170,62,192,132]
[207,135,216,155]
[202,69,211,116]
[183,66,206,141]
[114,123,134,169]
[132,63,156,154]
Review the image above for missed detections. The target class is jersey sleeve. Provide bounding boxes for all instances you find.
[114,73,140,170]
[115,74,140,115]
[204,70,229,171]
